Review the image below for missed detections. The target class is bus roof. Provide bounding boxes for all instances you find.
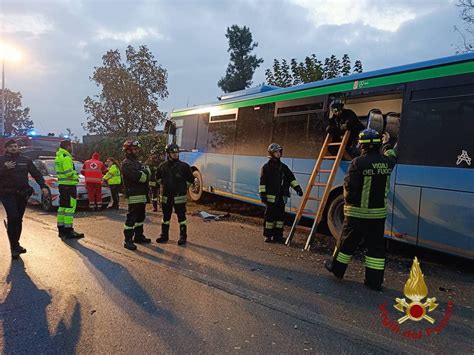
[172,52,474,118]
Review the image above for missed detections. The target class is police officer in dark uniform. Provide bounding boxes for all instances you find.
[121,140,151,250]
[259,143,303,243]
[326,98,365,158]
[325,129,397,291]
[155,143,194,246]
[0,139,48,258]
[146,147,162,212]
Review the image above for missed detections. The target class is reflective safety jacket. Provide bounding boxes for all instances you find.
[121,155,149,204]
[156,159,194,204]
[343,149,396,219]
[259,159,301,203]
[81,157,106,184]
[103,164,121,185]
[55,148,79,186]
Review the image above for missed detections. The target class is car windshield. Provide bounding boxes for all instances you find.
[43,160,83,176]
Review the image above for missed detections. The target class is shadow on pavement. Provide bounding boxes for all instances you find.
[66,240,164,318]
[1,259,82,354]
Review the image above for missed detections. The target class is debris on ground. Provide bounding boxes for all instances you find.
[192,210,231,221]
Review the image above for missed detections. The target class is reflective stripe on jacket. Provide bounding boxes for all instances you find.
[343,149,396,219]
[81,159,105,184]
[103,164,121,185]
[55,148,79,186]
[259,159,300,202]
[121,155,149,204]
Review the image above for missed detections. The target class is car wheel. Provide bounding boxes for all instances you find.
[41,188,54,212]
[327,193,345,242]
[188,170,203,202]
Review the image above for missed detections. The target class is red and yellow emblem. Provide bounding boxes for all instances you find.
[394,257,438,324]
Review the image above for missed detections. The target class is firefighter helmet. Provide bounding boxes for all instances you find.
[358,128,382,146]
[122,140,142,151]
[268,143,283,154]
[330,98,344,112]
[165,143,180,154]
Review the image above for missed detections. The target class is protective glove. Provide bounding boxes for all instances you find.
[296,187,304,197]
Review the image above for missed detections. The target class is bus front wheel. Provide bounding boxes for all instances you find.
[327,194,344,242]
[189,170,203,202]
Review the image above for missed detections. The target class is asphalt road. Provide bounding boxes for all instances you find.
[0,199,473,354]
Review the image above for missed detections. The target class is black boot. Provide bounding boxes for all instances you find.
[123,229,137,250]
[71,230,85,239]
[58,225,65,237]
[134,234,151,244]
[324,259,344,279]
[11,245,27,259]
[156,224,169,243]
[124,238,137,250]
[178,224,187,246]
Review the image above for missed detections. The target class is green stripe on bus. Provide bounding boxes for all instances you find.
[171,61,474,118]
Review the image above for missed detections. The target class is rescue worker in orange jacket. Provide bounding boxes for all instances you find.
[81,152,107,211]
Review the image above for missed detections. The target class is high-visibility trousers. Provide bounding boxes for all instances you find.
[57,185,77,230]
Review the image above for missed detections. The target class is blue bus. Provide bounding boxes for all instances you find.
[168,53,474,260]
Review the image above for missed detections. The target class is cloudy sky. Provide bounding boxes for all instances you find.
[0,0,469,138]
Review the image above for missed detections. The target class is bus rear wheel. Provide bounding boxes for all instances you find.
[189,170,203,202]
[327,194,345,242]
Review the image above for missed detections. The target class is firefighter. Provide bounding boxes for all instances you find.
[81,152,107,211]
[324,129,397,291]
[55,140,85,239]
[121,140,151,250]
[146,148,162,212]
[0,139,49,258]
[326,98,365,158]
[259,143,303,243]
[155,143,194,246]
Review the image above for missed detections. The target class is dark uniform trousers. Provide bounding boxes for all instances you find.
[150,186,159,209]
[1,193,28,248]
[161,195,187,234]
[109,185,120,208]
[124,203,146,239]
[263,197,286,239]
[332,216,386,287]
